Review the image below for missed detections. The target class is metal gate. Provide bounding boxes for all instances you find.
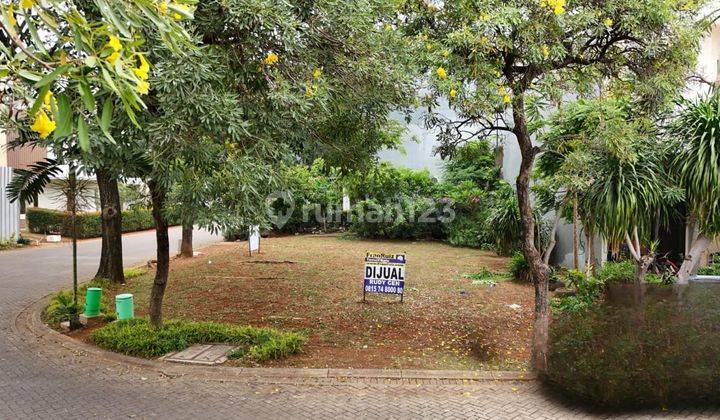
[0,167,20,241]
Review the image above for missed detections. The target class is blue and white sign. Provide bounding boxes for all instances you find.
[363,252,406,298]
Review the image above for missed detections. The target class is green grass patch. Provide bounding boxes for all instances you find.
[90,318,306,362]
[462,267,508,285]
[123,267,148,279]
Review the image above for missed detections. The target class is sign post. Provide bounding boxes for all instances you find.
[248,225,260,256]
[363,252,406,303]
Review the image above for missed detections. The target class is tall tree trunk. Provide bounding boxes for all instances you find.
[678,234,711,284]
[148,180,169,328]
[512,94,551,376]
[180,222,193,257]
[95,169,125,283]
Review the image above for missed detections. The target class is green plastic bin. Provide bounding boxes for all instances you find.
[115,293,134,320]
[84,287,102,317]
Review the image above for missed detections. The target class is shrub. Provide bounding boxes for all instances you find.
[547,284,720,409]
[44,279,117,324]
[90,318,306,362]
[508,252,532,282]
[596,260,635,283]
[45,291,79,324]
[550,269,605,314]
[27,207,174,238]
[349,196,445,240]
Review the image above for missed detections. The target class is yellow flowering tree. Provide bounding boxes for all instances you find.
[0,0,195,149]
[401,0,707,374]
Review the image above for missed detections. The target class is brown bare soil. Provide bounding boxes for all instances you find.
[101,235,534,370]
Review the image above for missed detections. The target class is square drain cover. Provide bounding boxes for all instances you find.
[161,344,237,365]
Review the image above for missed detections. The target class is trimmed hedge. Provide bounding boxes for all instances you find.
[90,318,305,361]
[546,283,720,409]
[27,207,173,239]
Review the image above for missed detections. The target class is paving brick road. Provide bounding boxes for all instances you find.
[1,228,718,419]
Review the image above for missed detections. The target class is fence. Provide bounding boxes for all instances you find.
[0,167,20,241]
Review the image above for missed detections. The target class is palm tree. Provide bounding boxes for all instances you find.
[672,93,720,283]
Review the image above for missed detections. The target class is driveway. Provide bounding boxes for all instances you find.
[0,228,717,418]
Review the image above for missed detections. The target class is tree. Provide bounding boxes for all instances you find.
[128,0,415,327]
[401,0,705,373]
[673,93,720,283]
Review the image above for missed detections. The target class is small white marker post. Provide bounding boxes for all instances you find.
[248,225,260,256]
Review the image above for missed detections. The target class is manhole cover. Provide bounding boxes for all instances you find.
[161,344,237,365]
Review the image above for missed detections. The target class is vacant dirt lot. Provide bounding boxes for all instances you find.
[101,234,535,370]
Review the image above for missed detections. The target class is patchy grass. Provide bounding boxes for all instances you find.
[101,235,533,370]
[123,267,147,279]
[90,318,305,361]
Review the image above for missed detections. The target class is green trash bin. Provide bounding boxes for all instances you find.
[115,293,134,320]
[84,287,102,317]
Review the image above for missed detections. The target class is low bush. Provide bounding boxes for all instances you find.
[349,197,445,240]
[550,269,605,314]
[45,291,79,324]
[596,260,635,283]
[547,284,720,409]
[27,207,173,238]
[90,318,305,362]
[44,278,116,324]
[508,252,532,282]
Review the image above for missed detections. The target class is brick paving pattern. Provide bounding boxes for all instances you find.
[1,229,719,419]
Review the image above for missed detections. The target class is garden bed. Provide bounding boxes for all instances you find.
[77,235,534,369]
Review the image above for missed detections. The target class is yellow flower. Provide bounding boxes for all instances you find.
[480,12,489,21]
[604,17,613,27]
[449,88,457,99]
[158,1,168,14]
[42,90,53,107]
[106,51,121,65]
[305,85,314,98]
[313,68,322,79]
[31,110,56,139]
[263,52,279,66]
[543,0,565,15]
[436,66,447,79]
[384,23,393,31]
[106,35,122,52]
[21,0,34,9]
[542,44,549,58]
[503,93,511,103]
[133,54,150,80]
[136,80,150,95]
[442,49,450,57]
[7,4,16,26]
[172,3,190,20]
[426,43,433,51]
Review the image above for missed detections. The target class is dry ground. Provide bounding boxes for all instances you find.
[99,234,535,370]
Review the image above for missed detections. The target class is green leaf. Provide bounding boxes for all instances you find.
[96,0,131,37]
[53,93,73,138]
[78,82,96,113]
[100,99,113,129]
[34,65,69,88]
[18,69,42,82]
[27,84,50,118]
[77,117,90,151]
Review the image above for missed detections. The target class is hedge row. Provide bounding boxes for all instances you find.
[26,207,174,239]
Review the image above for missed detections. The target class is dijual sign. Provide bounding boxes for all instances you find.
[363,252,406,295]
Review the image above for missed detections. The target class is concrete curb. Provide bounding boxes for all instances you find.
[21,293,536,384]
